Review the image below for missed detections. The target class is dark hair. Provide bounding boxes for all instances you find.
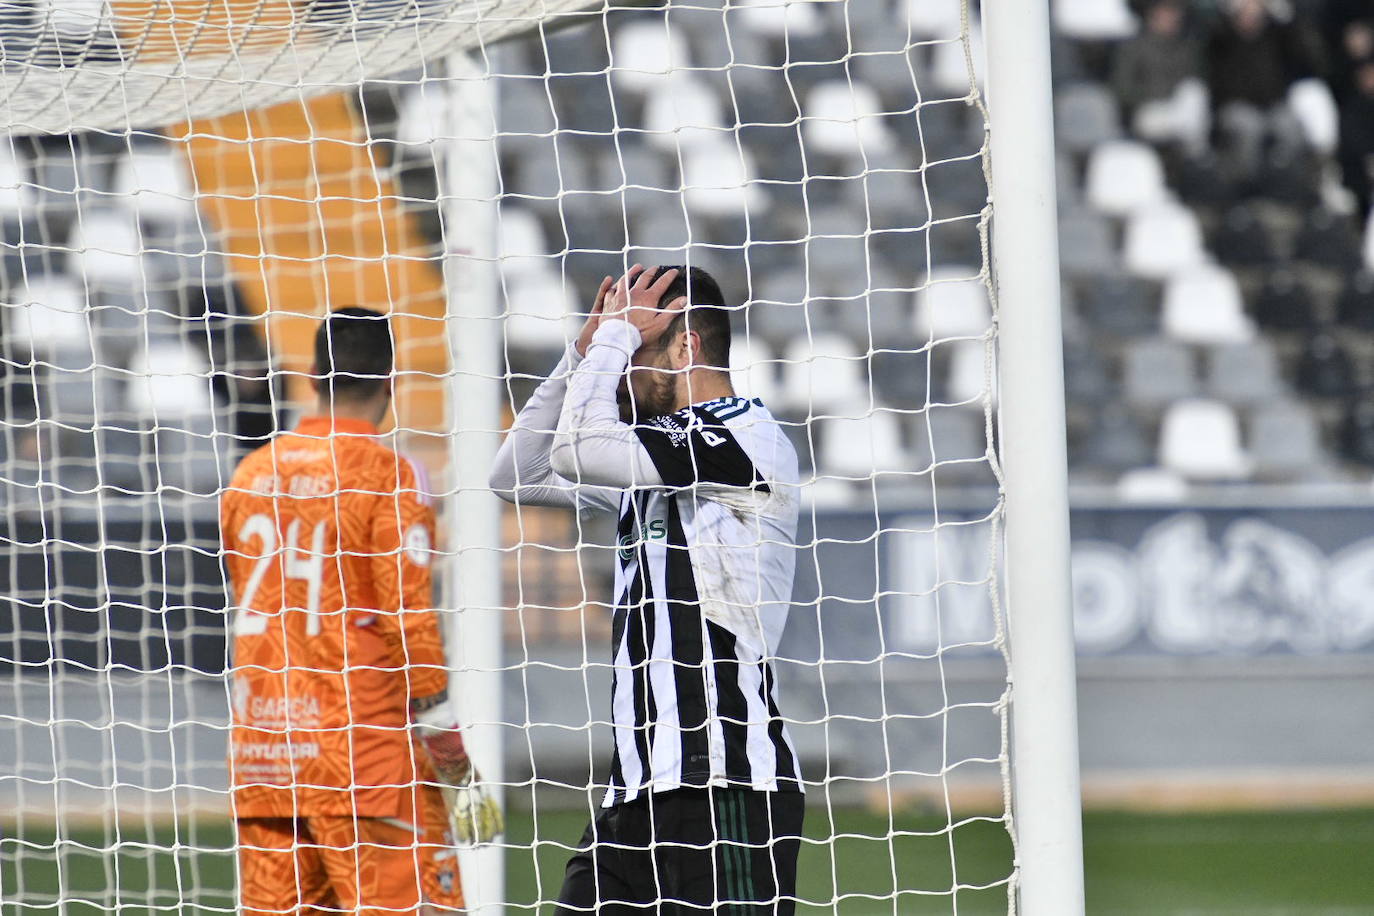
[313,306,393,400]
[649,265,732,370]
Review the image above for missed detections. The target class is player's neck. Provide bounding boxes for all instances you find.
[313,397,389,428]
[673,369,734,412]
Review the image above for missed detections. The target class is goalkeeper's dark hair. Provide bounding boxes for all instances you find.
[650,265,732,371]
[314,306,393,401]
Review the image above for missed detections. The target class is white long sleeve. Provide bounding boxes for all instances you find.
[489,344,618,513]
[551,320,665,490]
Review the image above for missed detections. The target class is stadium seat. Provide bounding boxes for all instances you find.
[1085,141,1168,217]
[910,406,987,472]
[1058,208,1117,279]
[70,209,142,289]
[1053,0,1137,40]
[643,73,729,152]
[0,139,28,217]
[128,343,213,421]
[502,270,577,349]
[1132,78,1209,149]
[1116,467,1189,502]
[729,335,781,406]
[498,206,556,278]
[1170,151,1237,208]
[943,338,990,406]
[1205,341,1285,406]
[1288,78,1340,155]
[1123,203,1205,280]
[781,332,867,412]
[1251,269,1318,332]
[1249,401,1325,477]
[1158,399,1252,481]
[1294,208,1362,271]
[931,16,984,94]
[610,21,693,93]
[1161,265,1253,345]
[803,80,895,158]
[914,267,990,341]
[904,0,964,39]
[1079,274,1159,337]
[870,347,931,408]
[1340,398,1374,466]
[1079,404,1151,472]
[1123,337,1197,407]
[681,141,766,217]
[1054,84,1122,154]
[817,411,908,478]
[1249,149,1320,207]
[1062,340,1114,407]
[7,274,88,359]
[1295,332,1355,400]
[733,0,824,37]
[1336,271,1374,330]
[1212,205,1277,268]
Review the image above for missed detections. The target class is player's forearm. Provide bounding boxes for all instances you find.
[551,320,663,489]
[490,344,581,508]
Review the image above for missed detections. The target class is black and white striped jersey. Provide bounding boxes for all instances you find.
[602,394,803,806]
[489,319,804,808]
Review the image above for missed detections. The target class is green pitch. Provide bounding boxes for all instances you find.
[3,808,1372,914]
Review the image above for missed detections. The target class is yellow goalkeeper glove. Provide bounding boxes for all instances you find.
[439,770,504,846]
[413,701,504,846]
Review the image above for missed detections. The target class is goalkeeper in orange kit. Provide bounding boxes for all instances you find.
[222,307,501,916]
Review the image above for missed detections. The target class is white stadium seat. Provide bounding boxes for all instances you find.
[1288,78,1339,155]
[1162,265,1253,345]
[498,206,556,278]
[803,80,894,158]
[1159,399,1252,481]
[1124,203,1206,280]
[1085,140,1168,217]
[730,335,781,406]
[643,74,729,152]
[734,0,824,37]
[817,412,908,478]
[611,21,693,93]
[503,270,577,349]
[129,343,212,420]
[781,333,866,412]
[113,145,196,224]
[915,267,991,341]
[1054,0,1137,41]
[681,141,766,217]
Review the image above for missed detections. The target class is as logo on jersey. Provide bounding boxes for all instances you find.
[618,519,666,560]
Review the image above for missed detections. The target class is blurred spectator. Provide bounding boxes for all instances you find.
[1110,0,1202,119]
[1205,0,1315,174]
[1317,1,1374,103]
[1337,61,1374,218]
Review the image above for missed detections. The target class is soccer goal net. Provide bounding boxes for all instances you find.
[0,0,1073,912]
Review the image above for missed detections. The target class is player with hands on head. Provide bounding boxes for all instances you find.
[491,265,806,914]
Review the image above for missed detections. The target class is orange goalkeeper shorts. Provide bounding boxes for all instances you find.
[236,790,464,915]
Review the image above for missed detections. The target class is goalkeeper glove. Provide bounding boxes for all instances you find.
[413,705,504,845]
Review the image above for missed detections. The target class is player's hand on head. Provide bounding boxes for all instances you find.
[605,265,682,345]
[575,275,615,357]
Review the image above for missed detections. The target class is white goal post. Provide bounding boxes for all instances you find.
[0,0,1083,914]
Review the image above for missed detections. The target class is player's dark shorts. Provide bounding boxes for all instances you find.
[554,786,804,915]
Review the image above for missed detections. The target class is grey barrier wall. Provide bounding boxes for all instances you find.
[3,502,1372,810]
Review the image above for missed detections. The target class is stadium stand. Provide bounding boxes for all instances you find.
[6,0,1374,503]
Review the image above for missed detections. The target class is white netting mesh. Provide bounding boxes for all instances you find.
[1,0,1016,911]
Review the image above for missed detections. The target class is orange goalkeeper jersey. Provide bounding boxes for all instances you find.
[222,416,446,818]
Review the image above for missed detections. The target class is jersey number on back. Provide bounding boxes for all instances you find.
[234,513,327,637]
